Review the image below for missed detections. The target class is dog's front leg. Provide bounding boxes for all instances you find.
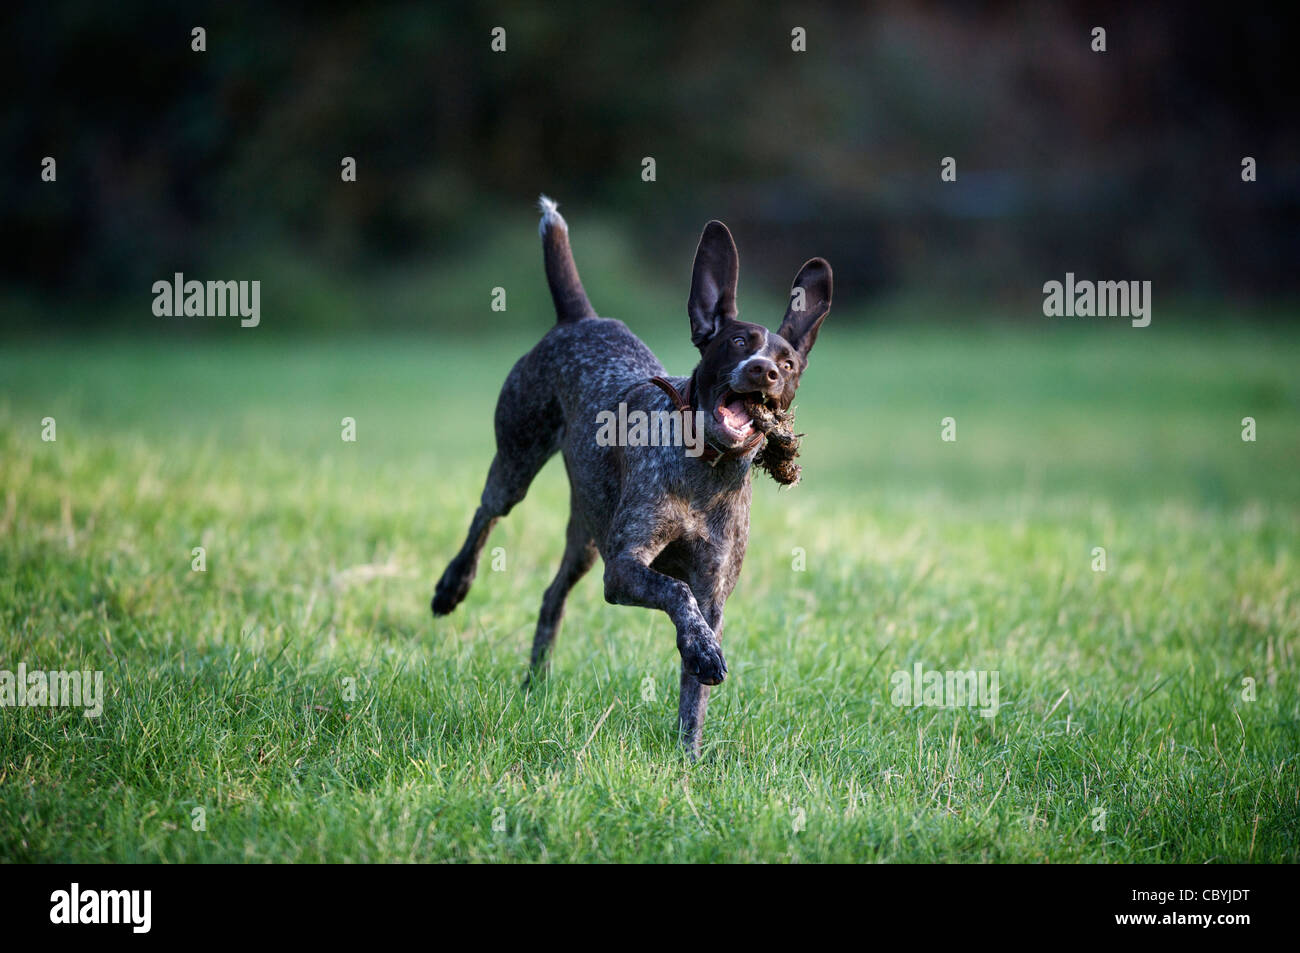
[678,596,724,758]
[602,553,728,687]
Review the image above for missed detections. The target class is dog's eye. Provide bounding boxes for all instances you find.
[782,360,794,371]
[732,335,745,347]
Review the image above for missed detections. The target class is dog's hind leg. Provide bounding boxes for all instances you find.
[432,379,562,616]
[526,502,597,684]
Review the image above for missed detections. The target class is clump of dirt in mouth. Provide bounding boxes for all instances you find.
[744,398,803,486]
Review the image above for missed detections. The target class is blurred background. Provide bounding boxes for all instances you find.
[4,0,1297,333]
[2,1,1297,511]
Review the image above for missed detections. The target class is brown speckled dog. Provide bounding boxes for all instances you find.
[433,196,832,756]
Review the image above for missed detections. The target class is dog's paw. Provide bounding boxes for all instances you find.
[679,630,728,686]
[431,563,472,616]
[430,586,463,616]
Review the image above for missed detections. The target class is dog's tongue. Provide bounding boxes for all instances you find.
[718,397,752,431]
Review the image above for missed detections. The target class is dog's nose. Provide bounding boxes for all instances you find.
[742,358,781,390]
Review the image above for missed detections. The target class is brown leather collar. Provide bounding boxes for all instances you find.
[648,375,764,466]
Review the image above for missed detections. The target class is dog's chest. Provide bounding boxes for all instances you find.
[677,503,715,544]
[667,487,751,555]
[650,493,751,592]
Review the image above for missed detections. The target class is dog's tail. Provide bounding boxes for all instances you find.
[538,195,596,322]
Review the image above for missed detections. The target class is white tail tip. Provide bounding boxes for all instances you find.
[538,194,567,236]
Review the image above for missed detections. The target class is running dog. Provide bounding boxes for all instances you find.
[433,196,832,756]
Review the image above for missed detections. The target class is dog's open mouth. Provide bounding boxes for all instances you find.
[713,390,777,441]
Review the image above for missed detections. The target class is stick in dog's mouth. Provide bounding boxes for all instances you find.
[742,395,803,486]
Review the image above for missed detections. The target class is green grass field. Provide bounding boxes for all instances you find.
[1,316,1298,862]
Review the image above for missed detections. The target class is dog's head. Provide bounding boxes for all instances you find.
[686,220,833,452]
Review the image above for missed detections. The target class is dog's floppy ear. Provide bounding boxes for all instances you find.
[687,221,740,348]
[776,257,832,358]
